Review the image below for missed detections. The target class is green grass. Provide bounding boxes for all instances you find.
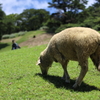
[0,30,46,52]
[0,45,100,100]
[0,30,100,100]
[16,30,44,44]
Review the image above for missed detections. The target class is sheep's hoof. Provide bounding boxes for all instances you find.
[61,77,70,83]
[61,77,65,80]
[65,79,70,83]
[73,83,80,88]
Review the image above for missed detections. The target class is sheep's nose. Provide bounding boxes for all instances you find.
[42,71,47,75]
[98,65,100,71]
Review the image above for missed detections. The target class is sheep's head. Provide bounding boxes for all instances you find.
[37,57,49,75]
[37,51,52,75]
[90,46,100,71]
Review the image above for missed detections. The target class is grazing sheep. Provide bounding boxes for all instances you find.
[37,27,100,88]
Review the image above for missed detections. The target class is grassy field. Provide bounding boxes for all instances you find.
[0,30,100,100]
[0,30,45,52]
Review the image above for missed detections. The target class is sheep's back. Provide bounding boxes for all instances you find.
[47,27,100,61]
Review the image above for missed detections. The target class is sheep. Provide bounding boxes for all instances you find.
[37,27,100,88]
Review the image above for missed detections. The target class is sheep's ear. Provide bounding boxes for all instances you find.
[36,59,41,65]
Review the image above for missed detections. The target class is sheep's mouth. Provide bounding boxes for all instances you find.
[97,65,100,71]
[40,67,47,75]
[42,71,47,75]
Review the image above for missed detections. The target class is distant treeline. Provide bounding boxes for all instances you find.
[0,0,100,40]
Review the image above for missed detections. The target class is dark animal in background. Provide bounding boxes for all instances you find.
[33,35,36,38]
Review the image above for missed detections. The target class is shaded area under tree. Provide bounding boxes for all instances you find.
[0,43,9,50]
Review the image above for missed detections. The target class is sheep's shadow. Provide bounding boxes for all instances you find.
[35,73,100,92]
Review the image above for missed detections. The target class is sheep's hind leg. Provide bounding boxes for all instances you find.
[73,59,88,88]
[61,60,70,83]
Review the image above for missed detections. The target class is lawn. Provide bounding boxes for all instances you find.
[0,30,45,52]
[0,30,100,100]
[0,45,100,100]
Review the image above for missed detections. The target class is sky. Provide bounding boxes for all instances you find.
[0,0,96,15]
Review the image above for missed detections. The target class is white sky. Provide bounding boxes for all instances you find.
[0,0,96,15]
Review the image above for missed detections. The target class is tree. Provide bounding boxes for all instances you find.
[48,0,88,23]
[48,0,87,13]
[3,14,18,34]
[93,0,100,8]
[0,4,6,40]
[18,9,50,31]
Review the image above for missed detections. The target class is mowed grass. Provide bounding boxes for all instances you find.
[0,45,100,100]
[0,30,46,52]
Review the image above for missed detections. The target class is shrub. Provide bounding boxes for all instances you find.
[9,34,16,38]
[55,23,80,33]
[45,19,61,33]
[2,31,27,39]
[93,25,100,31]
[17,32,26,36]
[39,26,49,30]
[81,18,95,28]
[2,34,10,39]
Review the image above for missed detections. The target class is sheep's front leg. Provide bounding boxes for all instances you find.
[73,60,88,88]
[61,60,70,83]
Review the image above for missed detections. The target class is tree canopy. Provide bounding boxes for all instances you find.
[0,0,100,40]
[0,4,6,40]
[18,9,50,31]
[48,0,88,13]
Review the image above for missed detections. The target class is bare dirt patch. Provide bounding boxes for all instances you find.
[1,37,21,43]
[19,33,53,47]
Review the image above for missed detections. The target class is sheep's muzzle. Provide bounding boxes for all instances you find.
[98,65,100,71]
[40,67,48,75]
[42,71,47,75]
